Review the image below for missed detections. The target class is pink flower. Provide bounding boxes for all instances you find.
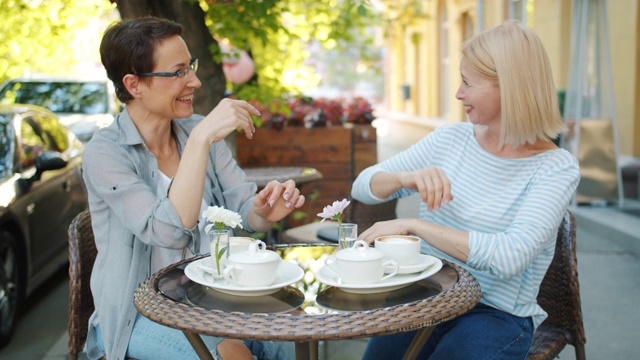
[317,199,351,223]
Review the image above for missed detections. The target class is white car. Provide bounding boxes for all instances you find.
[0,77,121,142]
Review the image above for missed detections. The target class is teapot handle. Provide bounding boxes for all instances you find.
[352,239,368,249]
[248,239,267,253]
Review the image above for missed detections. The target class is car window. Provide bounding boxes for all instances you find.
[0,115,16,177]
[0,81,109,115]
[19,112,69,168]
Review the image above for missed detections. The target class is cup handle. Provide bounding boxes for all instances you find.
[323,256,343,284]
[380,259,398,281]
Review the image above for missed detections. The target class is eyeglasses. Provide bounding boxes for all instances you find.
[139,58,198,79]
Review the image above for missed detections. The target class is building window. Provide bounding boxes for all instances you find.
[510,0,526,22]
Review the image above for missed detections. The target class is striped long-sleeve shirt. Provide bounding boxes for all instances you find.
[351,122,580,328]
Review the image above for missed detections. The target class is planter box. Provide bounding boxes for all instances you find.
[236,124,377,227]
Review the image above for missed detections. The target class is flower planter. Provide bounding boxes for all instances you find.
[236,124,377,227]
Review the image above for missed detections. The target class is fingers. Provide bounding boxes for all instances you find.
[237,99,261,117]
[359,219,411,244]
[437,167,453,205]
[261,180,304,209]
[202,99,257,142]
[414,167,453,211]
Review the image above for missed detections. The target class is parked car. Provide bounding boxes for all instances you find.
[0,77,120,142]
[0,103,87,348]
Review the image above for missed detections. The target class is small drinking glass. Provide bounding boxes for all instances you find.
[208,229,231,276]
[338,223,358,249]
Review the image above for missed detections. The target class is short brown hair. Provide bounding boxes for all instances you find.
[100,16,182,103]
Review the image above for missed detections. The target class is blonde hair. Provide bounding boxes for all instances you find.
[462,20,564,147]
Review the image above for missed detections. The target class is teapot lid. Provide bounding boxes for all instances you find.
[335,239,384,261]
[228,240,280,264]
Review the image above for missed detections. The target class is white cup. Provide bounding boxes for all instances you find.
[211,236,255,269]
[223,240,281,287]
[374,235,421,266]
[324,240,398,284]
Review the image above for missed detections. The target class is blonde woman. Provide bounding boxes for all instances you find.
[352,20,579,359]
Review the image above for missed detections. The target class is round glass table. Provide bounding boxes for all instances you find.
[134,244,481,360]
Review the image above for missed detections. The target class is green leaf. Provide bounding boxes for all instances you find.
[357,4,367,17]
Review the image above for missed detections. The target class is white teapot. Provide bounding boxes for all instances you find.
[324,240,398,284]
[223,240,281,287]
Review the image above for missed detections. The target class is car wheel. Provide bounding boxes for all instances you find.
[0,230,23,349]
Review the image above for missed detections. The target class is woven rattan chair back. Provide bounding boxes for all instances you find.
[68,209,96,360]
[344,198,398,231]
[527,210,586,360]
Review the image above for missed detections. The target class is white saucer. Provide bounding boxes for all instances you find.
[316,257,442,294]
[184,257,304,297]
[384,254,442,275]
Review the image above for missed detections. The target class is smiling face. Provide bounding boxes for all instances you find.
[138,35,202,120]
[455,58,501,128]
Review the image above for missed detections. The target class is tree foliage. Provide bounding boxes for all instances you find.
[0,0,114,83]
[202,0,383,104]
[1,0,400,113]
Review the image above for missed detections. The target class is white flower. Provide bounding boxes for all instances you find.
[202,206,244,233]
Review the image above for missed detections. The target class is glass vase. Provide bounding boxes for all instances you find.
[208,229,231,276]
[338,223,358,249]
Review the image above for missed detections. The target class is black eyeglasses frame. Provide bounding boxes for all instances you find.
[139,58,198,79]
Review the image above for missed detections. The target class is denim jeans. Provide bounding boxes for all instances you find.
[96,313,295,359]
[362,303,534,360]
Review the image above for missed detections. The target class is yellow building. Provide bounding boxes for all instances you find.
[381,0,639,159]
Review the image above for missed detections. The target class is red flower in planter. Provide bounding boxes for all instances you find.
[345,97,375,124]
[237,95,375,129]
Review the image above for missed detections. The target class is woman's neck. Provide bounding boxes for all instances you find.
[474,125,557,158]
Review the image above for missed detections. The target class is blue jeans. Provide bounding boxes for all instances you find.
[96,313,294,359]
[362,303,534,360]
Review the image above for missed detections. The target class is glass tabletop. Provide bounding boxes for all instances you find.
[156,244,451,315]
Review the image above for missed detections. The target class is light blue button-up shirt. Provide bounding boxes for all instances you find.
[82,108,257,360]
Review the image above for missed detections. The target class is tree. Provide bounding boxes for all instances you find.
[110,0,381,115]
[0,0,113,82]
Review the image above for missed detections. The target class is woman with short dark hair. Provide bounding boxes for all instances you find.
[83,16,301,360]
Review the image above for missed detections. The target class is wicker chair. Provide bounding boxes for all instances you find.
[345,198,399,232]
[527,210,586,359]
[68,209,96,360]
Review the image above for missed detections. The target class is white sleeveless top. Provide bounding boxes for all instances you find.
[150,171,209,274]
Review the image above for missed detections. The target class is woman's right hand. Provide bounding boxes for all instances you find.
[400,166,453,210]
[198,98,259,143]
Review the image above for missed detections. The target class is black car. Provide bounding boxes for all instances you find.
[0,103,87,347]
[0,77,120,143]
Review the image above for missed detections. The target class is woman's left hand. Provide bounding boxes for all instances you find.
[358,219,415,245]
[252,180,305,223]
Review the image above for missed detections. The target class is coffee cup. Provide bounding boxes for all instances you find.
[223,240,281,287]
[374,235,421,266]
[324,240,398,284]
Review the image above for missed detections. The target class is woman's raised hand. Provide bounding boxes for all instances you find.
[253,180,305,223]
[199,98,259,143]
[401,166,453,211]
